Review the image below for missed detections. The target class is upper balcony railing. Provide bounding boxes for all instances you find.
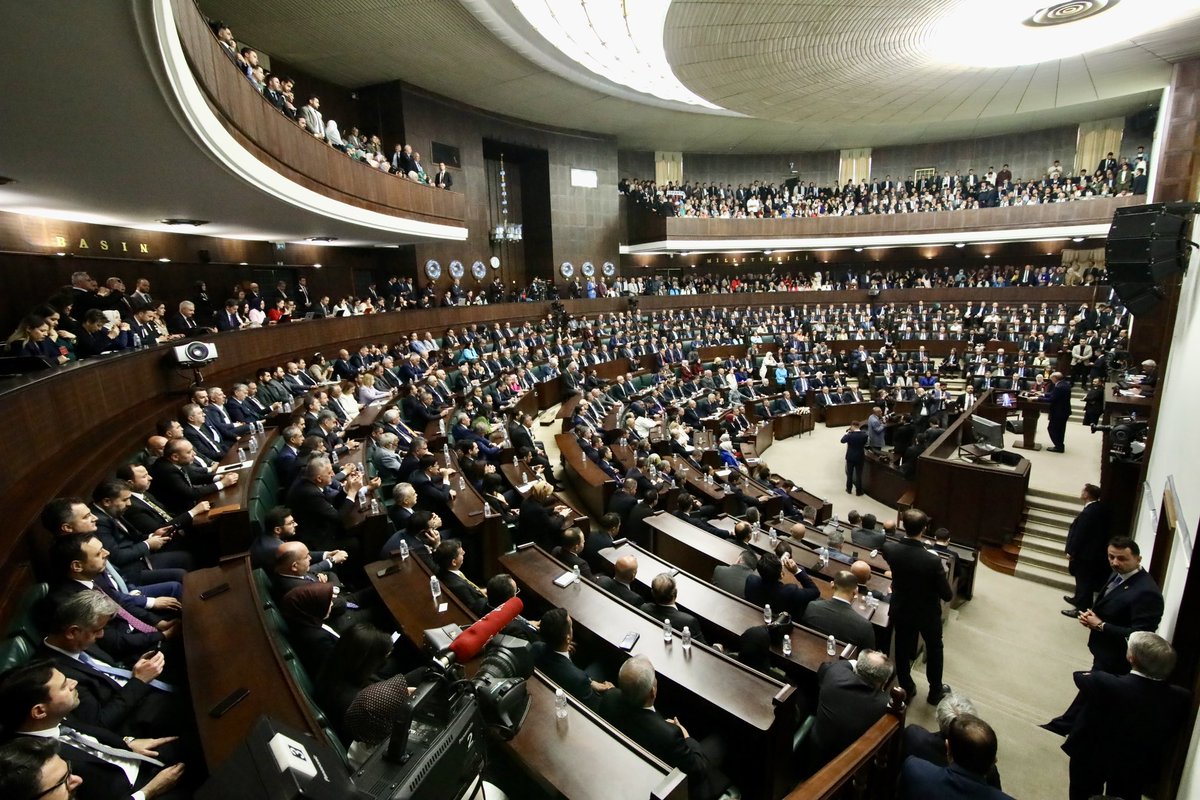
[170,0,465,228]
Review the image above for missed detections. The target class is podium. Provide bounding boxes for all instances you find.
[1011,397,1044,451]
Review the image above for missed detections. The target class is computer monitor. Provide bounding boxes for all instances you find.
[994,391,1016,408]
[970,415,1004,450]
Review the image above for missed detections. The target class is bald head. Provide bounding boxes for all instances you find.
[850,560,872,585]
[613,554,638,583]
[274,541,309,575]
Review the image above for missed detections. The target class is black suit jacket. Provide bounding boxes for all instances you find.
[595,575,644,606]
[285,479,352,553]
[437,569,489,617]
[640,603,707,644]
[903,725,1003,790]
[123,493,190,537]
[148,460,219,514]
[624,503,656,548]
[535,645,604,711]
[37,643,159,734]
[1064,501,1109,581]
[881,538,952,627]
[225,396,263,423]
[606,490,638,522]
[19,718,165,799]
[1087,569,1164,672]
[811,660,889,766]
[745,571,819,617]
[615,707,726,800]
[801,598,876,650]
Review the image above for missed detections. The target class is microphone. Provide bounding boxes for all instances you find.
[447,597,524,663]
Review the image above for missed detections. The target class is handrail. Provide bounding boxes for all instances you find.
[167,0,464,228]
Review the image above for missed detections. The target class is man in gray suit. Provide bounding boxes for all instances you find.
[802,571,877,650]
[851,513,886,550]
[713,549,758,599]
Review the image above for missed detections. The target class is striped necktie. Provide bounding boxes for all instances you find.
[60,725,165,765]
[78,651,175,693]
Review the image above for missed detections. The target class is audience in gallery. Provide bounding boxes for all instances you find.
[210,20,451,188]
[620,148,1149,220]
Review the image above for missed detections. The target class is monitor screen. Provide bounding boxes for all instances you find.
[970,415,1005,450]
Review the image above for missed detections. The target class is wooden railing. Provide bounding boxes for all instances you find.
[169,0,464,227]
[626,195,1139,244]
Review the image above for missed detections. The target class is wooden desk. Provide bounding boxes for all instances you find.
[556,393,584,431]
[194,430,276,558]
[366,555,687,800]
[183,558,323,769]
[676,514,893,635]
[598,536,842,676]
[343,398,395,438]
[863,451,914,509]
[772,409,815,440]
[819,401,875,428]
[1010,397,1044,451]
[535,375,565,410]
[501,544,800,800]
[738,419,775,458]
[555,433,617,519]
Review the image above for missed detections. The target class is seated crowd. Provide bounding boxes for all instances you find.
[209,20,453,189]
[621,148,1150,219]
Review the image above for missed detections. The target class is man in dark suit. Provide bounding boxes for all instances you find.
[550,527,594,580]
[1076,535,1165,673]
[801,571,876,650]
[899,715,1012,799]
[614,655,729,800]
[1062,483,1111,615]
[712,548,758,599]
[225,382,265,424]
[808,651,893,771]
[624,491,658,549]
[744,551,820,618]
[595,554,644,606]
[850,513,886,550]
[0,738,84,798]
[214,299,244,331]
[581,513,621,573]
[606,478,639,522]
[149,439,236,514]
[91,481,190,586]
[116,463,208,541]
[1062,632,1189,800]
[882,508,953,705]
[410,455,457,521]
[904,694,1004,791]
[840,421,868,495]
[285,455,369,558]
[0,661,186,798]
[433,539,488,617]
[1040,371,1072,452]
[484,574,540,641]
[639,573,707,644]
[533,608,617,713]
[180,403,226,462]
[509,413,553,475]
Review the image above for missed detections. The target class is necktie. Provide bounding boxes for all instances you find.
[92,586,157,635]
[78,651,175,692]
[1100,572,1123,598]
[60,725,164,766]
[137,494,170,523]
[104,563,131,594]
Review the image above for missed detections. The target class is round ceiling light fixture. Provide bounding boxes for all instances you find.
[931,0,1195,68]
[1024,0,1117,27]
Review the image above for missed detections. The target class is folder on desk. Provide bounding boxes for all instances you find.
[215,460,253,474]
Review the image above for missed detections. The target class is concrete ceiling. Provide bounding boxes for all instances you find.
[198,0,1200,153]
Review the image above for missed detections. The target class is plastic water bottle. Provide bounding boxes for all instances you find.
[430,575,441,602]
[769,528,779,548]
[459,476,466,491]
[358,488,368,511]
[442,443,450,465]
[826,634,837,656]
[662,618,673,643]
[572,564,581,583]
[522,470,529,483]
[439,418,446,434]
[818,547,829,568]
[370,497,380,515]
[237,447,246,462]
[513,455,519,468]
[782,633,792,657]
[555,688,568,720]
[831,514,840,529]
[398,539,409,560]
[681,626,692,651]
[248,436,258,453]
[763,603,773,624]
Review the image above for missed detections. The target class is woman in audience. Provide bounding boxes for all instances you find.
[6,314,66,363]
[265,297,290,324]
[31,304,76,360]
[331,380,361,419]
[355,373,390,405]
[516,480,571,549]
[75,309,133,358]
[151,302,172,339]
[324,119,346,151]
[308,353,333,383]
[246,301,267,327]
[280,582,339,677]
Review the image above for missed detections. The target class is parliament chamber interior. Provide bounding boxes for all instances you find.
[2,2,1200,799]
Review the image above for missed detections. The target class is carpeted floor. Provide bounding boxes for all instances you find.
[536,408,1102,799]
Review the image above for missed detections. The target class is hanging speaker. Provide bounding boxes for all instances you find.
[1105,204,1194,314]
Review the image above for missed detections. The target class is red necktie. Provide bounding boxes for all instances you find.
[93,586,157,634]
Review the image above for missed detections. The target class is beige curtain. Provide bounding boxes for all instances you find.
[655,152,683,185]
[839,148,872,185]
[1075,119,1124,175]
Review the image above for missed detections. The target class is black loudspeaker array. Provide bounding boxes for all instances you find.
[1105,203,1193,315]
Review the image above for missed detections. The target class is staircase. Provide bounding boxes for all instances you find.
[1011,488,1082,592]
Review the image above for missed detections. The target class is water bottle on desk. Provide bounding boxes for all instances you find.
[370,497,380,515]
[430,575,441,603]
[443,443,450,465]
[782,633,792,657]
[818,547,829,568]
[763,603,772,624]
[662,618,673,643]
[398,539,409,560]
[248,436,258,453]
[237,446,246,462]
[681,626,692,651]
[769,528,779,548]
[572,564,581,583]
[826,634,837,656]
[554,688,568,720]
[513,455,519,468]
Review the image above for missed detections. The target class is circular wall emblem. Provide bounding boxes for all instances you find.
[448,260,465,279]
[581,261,595,277]
[424,260,442,279]
[560,261,574,278]
[471,260,487,279]
[601,261,616,277]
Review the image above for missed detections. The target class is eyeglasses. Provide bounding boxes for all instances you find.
[35,761,73,798]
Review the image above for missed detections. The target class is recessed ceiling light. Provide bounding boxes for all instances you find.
[984,254,991,259]
[853,247,863,253]
[158,257,171,262]
[239,261,248,266]
[306,236,338,242]
[955,242,966,248]
[763,250,773,255]
[157,218,209,226]
[312,263,322,268]
[55,251,66,256]
[1072,237,1085,243]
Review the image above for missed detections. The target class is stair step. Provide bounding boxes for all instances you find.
[1027,487,1082,503]
[1017,531,1067,555]
[1024,508,1074,527]
[1021,519,1069,539]
[1012,562,1076,593]
[1016,549,1072,574]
